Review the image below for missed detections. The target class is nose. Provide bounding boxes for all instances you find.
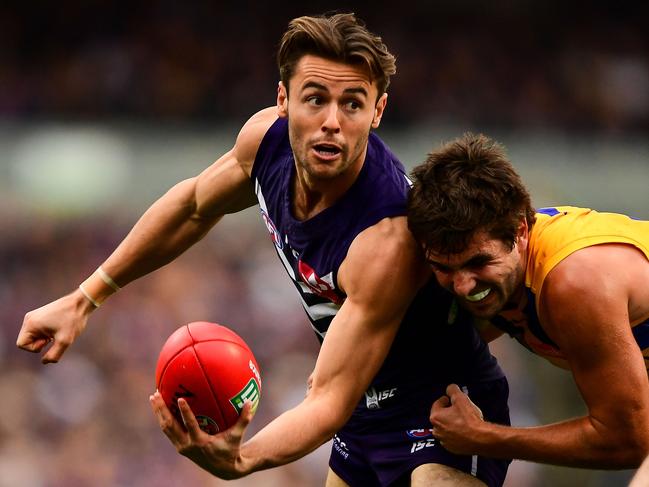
[450,270,477,297]
[321,104,341,133]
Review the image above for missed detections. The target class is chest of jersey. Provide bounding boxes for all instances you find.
[251,118,410,342]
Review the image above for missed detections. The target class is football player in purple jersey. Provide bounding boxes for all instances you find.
[17,13,510,486]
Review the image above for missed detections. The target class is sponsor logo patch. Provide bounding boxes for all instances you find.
[410,437,437,453]
[333,434,350,460]
[407,428,437,453]
[261,210,283,249]
[298,260,342,304]
[229,378,261,414]
[365,387,397,410]
[406,428,434,439]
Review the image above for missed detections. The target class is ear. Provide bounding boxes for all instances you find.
[277,81,288,118]
[371,93,388,129]
[516,217,529,250]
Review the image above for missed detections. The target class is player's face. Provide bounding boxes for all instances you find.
[425,227,528,318]
[277,55,387,184]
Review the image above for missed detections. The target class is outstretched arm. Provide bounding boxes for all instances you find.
[17,108,278,363]
[431,244,649,468]
[150,217,430,478]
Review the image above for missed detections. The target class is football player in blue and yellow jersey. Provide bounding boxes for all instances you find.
[408,132,649,470]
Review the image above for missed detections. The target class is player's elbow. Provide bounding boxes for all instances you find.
[306,391,355,441]
[613,442,649,469]
[625,429,649,467]
[319,404,351,440]
[605,424,649,468]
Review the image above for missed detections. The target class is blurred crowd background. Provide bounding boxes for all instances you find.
[1,1,648,486]
[1,1,648,132]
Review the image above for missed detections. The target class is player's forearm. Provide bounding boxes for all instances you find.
[81,179,221,304]
[471,416,645,468]
[239,396,346,474]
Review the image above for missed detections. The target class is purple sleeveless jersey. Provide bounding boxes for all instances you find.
[251,118,510,487]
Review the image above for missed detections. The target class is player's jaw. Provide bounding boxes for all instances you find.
[457,269,523,318]
[457,282,506,318]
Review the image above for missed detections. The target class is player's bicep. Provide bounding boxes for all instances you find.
[308,218,427,414]
[194,107,279,218]
[541,261,649,420]
[339,217,427,322]
[193,150,257,218]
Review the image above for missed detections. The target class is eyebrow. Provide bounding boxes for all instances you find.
[464,253,493,267]
[302,81,368,98]
[428,252,494,270]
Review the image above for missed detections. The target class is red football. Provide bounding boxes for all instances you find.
[155,321,262,435]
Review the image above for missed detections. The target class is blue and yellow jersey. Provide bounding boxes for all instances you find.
[493,206,649,369]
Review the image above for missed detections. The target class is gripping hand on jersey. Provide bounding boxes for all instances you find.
[430,384,485,454]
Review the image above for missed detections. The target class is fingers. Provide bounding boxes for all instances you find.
[446,384,471,407]
[17,315,51,352]
[150,391,187,442]
[178,398,206,442]
[446,383,462,397]
[41,339,70,364]
[16,335,50,353]
[230,400,254,437]
[431,394,451,413]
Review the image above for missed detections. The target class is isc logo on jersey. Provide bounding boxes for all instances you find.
[365,387,397,409]
[407,429,436,453]
[261,210,283,249]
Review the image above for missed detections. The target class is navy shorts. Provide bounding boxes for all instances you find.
[329,378,510,487]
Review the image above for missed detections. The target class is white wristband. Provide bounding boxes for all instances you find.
[98,266,121,291]
[79,283,101,308]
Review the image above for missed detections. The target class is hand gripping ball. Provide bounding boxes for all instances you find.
[155,321,262,434]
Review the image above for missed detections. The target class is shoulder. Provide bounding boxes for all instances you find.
[233,107,280,175]
[339,216,430,297]
[542,246,607,296]
[351,217,416,261]
[545,243,644,292]
[539,245,631,325]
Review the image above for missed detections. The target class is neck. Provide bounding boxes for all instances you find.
[291,154,365,221]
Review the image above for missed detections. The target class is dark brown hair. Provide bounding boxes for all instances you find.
[277,12,396,100]
[407,133,536,255]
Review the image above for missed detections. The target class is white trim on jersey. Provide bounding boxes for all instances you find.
[256,178,340,341]
[300,297,340,322]
[256,179,296,281]
[461,385,479,476]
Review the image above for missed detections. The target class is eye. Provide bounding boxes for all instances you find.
[306,95,323,106]
[429,261,451,274]
[466,256,492,270]
[344,99,362,111]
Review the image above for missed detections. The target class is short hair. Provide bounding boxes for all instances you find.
[277,12,396,100]
[407,133,536,255]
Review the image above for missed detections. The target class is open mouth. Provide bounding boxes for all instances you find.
[313,143,341,158]
[466,288,492,302]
